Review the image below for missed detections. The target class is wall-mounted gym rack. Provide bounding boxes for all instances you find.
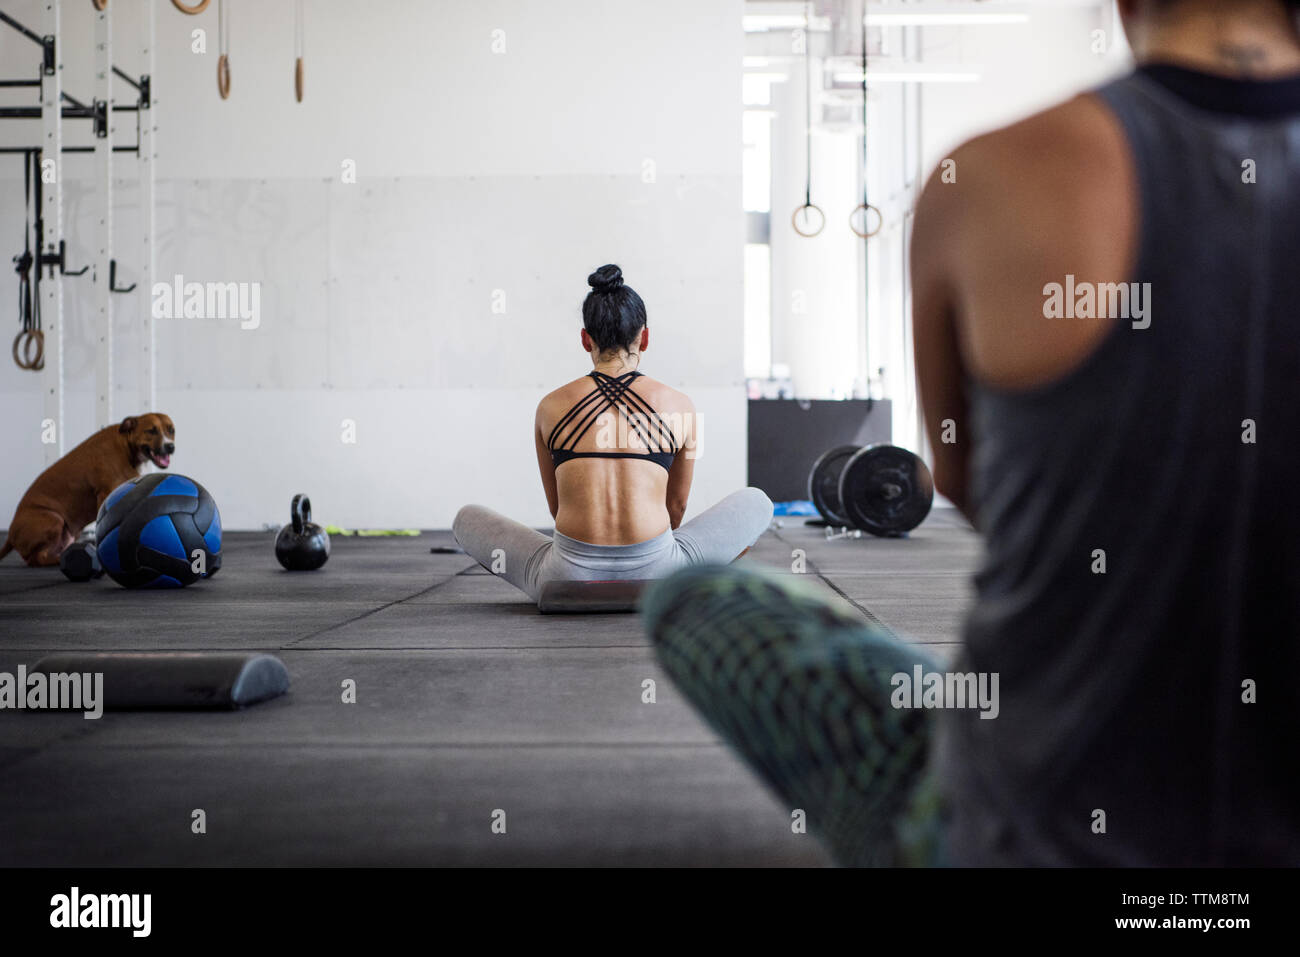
[1,1,157,465]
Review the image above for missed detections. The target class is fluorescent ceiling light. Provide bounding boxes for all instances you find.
[744,15,807,31]
[866,13,1029,25]
[833,70,982,83]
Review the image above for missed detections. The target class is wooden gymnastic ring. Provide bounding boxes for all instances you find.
[217,53,231,99]
[849,203,883,239]
[13,330,44,371]
[791,203,825,238]
[171,0,211,13]
[93,0,108,10]
[27,329,44,371]
[295,56,304,102]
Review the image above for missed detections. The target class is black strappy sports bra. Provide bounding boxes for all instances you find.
[547,370,679,472]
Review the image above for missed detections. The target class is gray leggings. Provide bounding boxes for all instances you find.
[452,487,775,601]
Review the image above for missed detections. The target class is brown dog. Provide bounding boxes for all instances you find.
[0,413,176,567]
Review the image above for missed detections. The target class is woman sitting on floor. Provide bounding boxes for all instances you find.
[453,264,772,601]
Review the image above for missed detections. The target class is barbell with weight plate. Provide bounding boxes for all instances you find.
[807,443,935,537]
[807,444,860,528]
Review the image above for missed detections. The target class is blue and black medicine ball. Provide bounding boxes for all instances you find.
[95,473,222,588]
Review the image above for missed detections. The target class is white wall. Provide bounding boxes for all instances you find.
[918,2,1131,172]
[759,0,1131,455]
[0,0,745,530]
[768,65,865,401]
[907,2,1130,459]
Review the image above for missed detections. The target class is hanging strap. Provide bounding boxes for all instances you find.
[217,0,231,99]
[804,2,813,209]
[791,1,824,238]
[12,150,43,370]
[15,151,34,329]
[861,11,868,214]
[294,0,304,102]
[14,148,35,332]
[858,4,872,392]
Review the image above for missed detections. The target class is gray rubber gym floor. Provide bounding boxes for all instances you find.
[0,510,979,866]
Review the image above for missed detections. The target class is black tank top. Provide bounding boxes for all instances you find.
[939,65,1300,865]
[547,371,678,472]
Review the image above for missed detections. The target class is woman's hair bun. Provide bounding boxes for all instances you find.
[582,263,645,352]
[587,264,624,293]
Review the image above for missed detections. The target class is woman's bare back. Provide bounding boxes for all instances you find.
[535,371,696,545]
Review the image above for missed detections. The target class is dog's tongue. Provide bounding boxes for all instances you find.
[155,454,171,469]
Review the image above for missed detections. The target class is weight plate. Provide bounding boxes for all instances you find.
[838,444,934,537]
[807,444,861,526]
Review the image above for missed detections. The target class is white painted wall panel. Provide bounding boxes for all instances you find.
[0,0,746,529]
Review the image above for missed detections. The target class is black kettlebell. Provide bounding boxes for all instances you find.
[275,494,330,571]
[60,541,104,582]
